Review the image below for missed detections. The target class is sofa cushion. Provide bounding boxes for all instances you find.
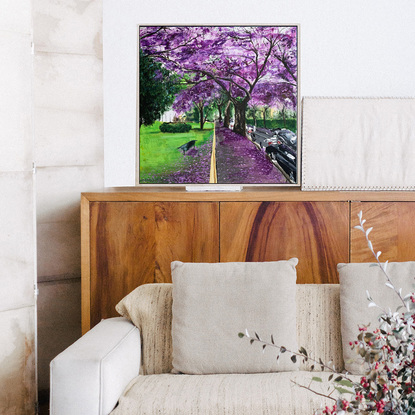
[338,261,415,374]
[116,283,173,375]
[171,260,299,374]
[116,283,344,375]
[297,284,343,372]
[110,371,349,415]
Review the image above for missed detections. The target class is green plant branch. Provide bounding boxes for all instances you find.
[239,331,356,384]
[290,380,337,402]
[355,210,407,308]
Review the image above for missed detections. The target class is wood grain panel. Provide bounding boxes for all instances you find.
[220,202,349,284]
[88,201,219,329]
[81,195,92,333]
[153,202,220,283]
[82,190,415,203]
[90,202,156,327]
[351,202,415,262]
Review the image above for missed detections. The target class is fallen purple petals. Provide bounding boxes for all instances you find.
[215,126,288,184]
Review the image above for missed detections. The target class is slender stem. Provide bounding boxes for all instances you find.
[359,217,406,308]
[290,380,337,402]
[245,334,356,383]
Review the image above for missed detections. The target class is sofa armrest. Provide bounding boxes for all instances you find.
[50,317,141,415]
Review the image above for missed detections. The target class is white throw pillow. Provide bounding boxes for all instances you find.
[171,259,299,374]
[338,262,415,374]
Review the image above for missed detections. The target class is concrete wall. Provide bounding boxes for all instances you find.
[33,0,103,397]
[0,0,103,409]
[0,1,37,413]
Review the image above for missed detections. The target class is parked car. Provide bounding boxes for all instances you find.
[266,142,297,182]
[250,127,276,148]
[250,126,297,182]
[273,128,297,149]
[246,124,255,134]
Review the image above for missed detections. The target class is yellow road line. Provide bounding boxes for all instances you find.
[209,126,217,183]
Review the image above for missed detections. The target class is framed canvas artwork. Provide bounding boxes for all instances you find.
[137,25,299,185]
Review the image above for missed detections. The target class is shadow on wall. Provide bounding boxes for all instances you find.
[37,279,82,404]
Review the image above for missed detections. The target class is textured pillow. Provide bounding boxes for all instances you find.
[338,262,415,374]
[171,259,299,374]
[116,283,173,375]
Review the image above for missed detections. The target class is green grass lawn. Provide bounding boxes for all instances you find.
[139,121,214,182]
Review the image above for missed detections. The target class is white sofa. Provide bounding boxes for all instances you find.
[50,284,343,415]
[50,282,348,415]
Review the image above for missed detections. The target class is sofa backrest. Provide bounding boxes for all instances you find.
[132,283,343,375]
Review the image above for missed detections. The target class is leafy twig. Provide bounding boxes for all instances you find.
[239,330,355,384]
[354,210,406,308]
[290,379,337,402]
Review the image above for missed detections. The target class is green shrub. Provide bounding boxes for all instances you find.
[159,122,192,133]
[246,118,297,133]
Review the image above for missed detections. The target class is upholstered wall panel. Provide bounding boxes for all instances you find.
[302,97,415,190]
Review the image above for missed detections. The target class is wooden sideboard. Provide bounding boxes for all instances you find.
[81,189,415,333]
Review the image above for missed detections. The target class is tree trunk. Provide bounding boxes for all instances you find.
[262,109,267,129]
[233,100,247,136]
[217,103,223,123]
[198,103,204,130]
[223,100,231,128]
[282,106,286,128]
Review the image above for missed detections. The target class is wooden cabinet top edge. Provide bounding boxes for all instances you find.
[80,189,415,203]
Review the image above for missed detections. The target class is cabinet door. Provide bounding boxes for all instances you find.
[220,201,349,284]
[351,202,415,262]
[88,201,219,329]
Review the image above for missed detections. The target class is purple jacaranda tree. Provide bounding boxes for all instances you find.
[247,102,260,128]
[269,82,297,129]
[251,81,297,128]
[173,82,216,130]
[140,26,297,136]
[212,89,228,124]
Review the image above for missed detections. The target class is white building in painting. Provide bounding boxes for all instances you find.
[160,108,175,122]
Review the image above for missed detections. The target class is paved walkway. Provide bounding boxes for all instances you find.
[214,124,289,184]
